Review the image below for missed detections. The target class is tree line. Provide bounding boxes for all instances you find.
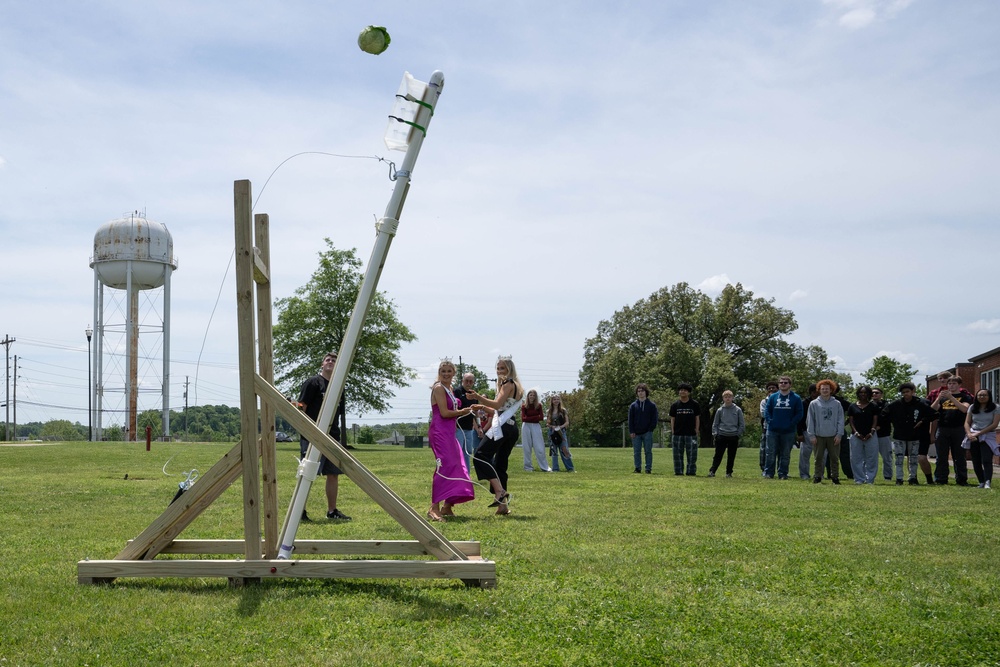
[569,282,921,447]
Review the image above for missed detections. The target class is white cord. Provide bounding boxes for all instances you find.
[162,456,199,491]
[431,454,512,508]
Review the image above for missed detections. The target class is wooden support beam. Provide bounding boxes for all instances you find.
[114,442,244,562]
[254,213,279,559]
[135,539,483,557]
[251,246,270,284]
[234,179,262,559]
[79,558,497,585]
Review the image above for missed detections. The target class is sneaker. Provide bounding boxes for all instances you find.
[925,476,935,485]
[813,478,821,484]
[685,472,696,476]
[956,480,970,487]
[831,478,840,485]
[327,509,351,521]
[986,480,992,490]
[301,509,311,522]
[935,479,948,485]
[778,475,788,480]
[645,470,652,474]
[908,478,919,486]
[895,479,904,486]
[634,468,641,474]
[978,483,986,489]
[707,470,716,477]
[726,473,733,478]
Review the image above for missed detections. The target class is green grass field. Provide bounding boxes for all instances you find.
[1,442,997,666]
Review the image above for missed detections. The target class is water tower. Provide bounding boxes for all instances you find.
[90,212,177,441]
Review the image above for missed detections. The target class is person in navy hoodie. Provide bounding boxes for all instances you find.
[764,375,804,479]
[629,383,659,473]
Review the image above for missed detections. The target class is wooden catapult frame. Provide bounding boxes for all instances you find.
[77,179,497,588]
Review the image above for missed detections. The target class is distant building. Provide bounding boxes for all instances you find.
[926,345,1000,397]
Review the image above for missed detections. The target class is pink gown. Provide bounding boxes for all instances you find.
[429,388,475,505]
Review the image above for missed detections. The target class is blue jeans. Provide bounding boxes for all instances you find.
[549,428,574,471]
[764,430,796,478]
[456,427,480,473]
[798,438,813,479]
[633,432,653,471]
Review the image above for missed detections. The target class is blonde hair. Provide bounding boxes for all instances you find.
[496,358,523,399]
[435,360,456,385]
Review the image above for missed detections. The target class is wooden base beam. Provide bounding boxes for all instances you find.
[78,558,497,588]
[136,539,483,558]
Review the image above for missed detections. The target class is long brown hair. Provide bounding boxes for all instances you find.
[548,394,567,420]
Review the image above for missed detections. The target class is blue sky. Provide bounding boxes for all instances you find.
[1,0,998,430]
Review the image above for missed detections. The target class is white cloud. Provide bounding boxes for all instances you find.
[0,155,7,168]
[789,289,808,301]
[697,274,734,295]
[965,319,1000,334]
[860,350,921,369]
[824,0,915,29]
[840,8,877,28]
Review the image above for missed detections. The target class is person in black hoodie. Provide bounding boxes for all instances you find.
[881,382,936,485]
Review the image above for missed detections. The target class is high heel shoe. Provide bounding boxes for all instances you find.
[427,508,445,522]
[487,492,510,508]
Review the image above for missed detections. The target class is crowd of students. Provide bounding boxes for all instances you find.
[626,373,1000,489]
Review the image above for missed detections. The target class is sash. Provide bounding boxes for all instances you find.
[485,397,524,441]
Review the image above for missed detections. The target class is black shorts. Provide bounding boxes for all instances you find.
[300,438,343,475]
[918,437,931,457]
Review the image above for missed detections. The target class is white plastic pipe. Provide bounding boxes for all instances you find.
[276,70,445,559]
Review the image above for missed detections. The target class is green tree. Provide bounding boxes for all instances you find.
[40,420,84,441]
[137,410,162,437]
[861,355,920,400]
[273,240,418,423]
[357,425,376,444]
[580,282,844,445]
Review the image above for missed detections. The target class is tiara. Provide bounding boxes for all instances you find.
[439,356,453,363]
[497,354,512,361]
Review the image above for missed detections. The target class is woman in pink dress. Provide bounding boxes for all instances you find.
[427,360,476,521]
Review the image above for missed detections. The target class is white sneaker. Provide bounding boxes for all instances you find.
[986,480,992,490]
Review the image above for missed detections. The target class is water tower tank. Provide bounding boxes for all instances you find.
[90,213,177,288]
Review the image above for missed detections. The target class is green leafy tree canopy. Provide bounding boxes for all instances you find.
[861,355,921,400]
[580,282,845,444]
[273,240,417,416]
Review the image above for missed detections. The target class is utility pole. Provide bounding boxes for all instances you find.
[2,335,14,442]
[183,375,190,440]
[12,355,17,441]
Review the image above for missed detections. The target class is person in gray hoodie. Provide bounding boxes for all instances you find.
[807,379,845,484]
[708,390,746,477]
